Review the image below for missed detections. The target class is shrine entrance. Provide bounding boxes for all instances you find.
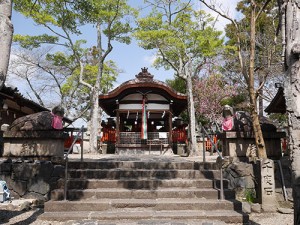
[99,68,187,154]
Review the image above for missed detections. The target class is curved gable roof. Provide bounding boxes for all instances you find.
[99,68,187,116]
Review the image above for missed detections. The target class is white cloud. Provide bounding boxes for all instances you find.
[143,54,157,65]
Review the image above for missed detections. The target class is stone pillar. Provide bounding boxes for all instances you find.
[258,159,277,212]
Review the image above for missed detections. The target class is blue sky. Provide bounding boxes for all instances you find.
[8,0,239,126]
[10,1,174,88]
[9,0,239,87]
[8,0,241,108]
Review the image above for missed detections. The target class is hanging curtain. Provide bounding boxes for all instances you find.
[141,95,147,140]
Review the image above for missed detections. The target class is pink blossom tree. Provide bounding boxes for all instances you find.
[194,74,237,125]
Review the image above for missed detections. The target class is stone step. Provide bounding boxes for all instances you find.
[45,198,242,212]
[67,169,220,179]
[40,209,248,224]
[51,187,235,201]
[67,160,219,170]
[59,178,228,190]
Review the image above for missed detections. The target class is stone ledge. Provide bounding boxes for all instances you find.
[218,131,286,139]
[3,130,68,139]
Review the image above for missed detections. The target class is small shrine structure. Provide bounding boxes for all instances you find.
[99,68,187,154]
[0,85,49,127]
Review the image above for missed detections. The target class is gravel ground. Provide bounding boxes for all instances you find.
[0,208,294,225]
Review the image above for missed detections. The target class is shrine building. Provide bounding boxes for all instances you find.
[99,68,188,154]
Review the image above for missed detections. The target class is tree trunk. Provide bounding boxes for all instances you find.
[88,22,103,153]
[285,61,300,225]
[258,73,264,117]
[88,87,100,153]
[186,66,199,156]
[282,1,300,224]
[0,0,13,89]
[249,2,267,159]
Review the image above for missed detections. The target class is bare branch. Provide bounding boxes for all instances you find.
[199,0,249,82]
[79,61,92,89]
[64,105,90,127]
[199,0,236,26]
[255,0,272,21]
[42,23,69,40]
[157,48,181,77]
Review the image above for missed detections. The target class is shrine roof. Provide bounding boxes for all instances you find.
[265,87,286,114]
[0,85,49,113]
[99,68,187,116]
[0,85,72,123]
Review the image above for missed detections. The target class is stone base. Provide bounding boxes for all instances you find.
[101,144,107,154]
[2,130,67,157]
[219,131,286,159]
[177,144,186,156]
[261,204,277,212]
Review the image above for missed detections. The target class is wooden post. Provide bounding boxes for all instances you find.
[168,111,172,146]
[116,110,120,144]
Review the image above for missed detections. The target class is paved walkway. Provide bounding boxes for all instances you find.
[0,207,294,225]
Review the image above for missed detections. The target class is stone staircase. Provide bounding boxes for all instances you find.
[41,156,249,224]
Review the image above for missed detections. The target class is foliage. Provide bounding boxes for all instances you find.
[60,59,118,120]
[166,76,188,122]
[199,0,276,159]
[244,188,256,203]
[193,73,237,124]
[13,34,59,50]
[166,77,186,94]
[268,113,288,128]
[12,0,136,127]
[135,6,224,74]
[223,0,282,108]
[134,0,224,156]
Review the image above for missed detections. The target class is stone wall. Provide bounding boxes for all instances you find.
[223,157,292,210]
[0,158,64,206]
[223,158,257,202]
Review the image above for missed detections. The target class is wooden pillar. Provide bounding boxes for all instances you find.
[168,111,172,145]
[116,110,120,144]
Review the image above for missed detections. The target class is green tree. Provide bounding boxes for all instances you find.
[13,0,137,153]
[135,0,223,156]
[200,0,276,159]
[61,58,119,121]
[8,47,118,122]
[166,76,188,122]
[166,77,186,94]
[223,0,282,116]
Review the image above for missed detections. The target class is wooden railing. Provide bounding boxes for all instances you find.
[118,132,169,144]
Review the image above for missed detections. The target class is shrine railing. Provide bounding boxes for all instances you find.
[119,132,169,144]
[64,125,85,201]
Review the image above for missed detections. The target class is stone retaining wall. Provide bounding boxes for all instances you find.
[0,158,64,206]
[223,157,292,207]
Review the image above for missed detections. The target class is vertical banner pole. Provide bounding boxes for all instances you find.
[141,95,147,140]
